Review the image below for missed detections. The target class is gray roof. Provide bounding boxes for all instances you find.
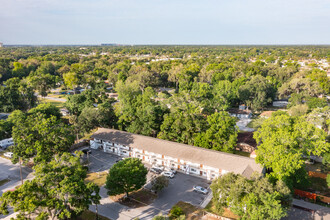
[91,128,263,178]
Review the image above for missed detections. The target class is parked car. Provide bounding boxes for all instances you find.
[4,152,13,158]
[193,186,208,195]
[150,168,162,174]
[305,158,315,164]
[152,165,164,171]
[115,158,123,163]
[164,167,177,174]
[82,149,92,155]
[161,171,175,178]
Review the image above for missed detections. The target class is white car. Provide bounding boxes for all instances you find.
[161,171,175,178]
[152,165,164,171]
[4,152,13,158]
[193,186,208,194]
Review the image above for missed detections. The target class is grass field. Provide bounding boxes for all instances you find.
[73,210,111,220]
[204,200,239,219]
[309,177,329,195]
[234,150,250,157]
[39,99,65,109]
[172,201,203,220]
[85,171,108,186]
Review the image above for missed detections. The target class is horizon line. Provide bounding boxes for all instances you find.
[2,43,330,47]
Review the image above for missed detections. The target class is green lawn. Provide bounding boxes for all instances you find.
[85,171,108,187]
[204,200,239,219]
[39,99,65,109]
[246,117,266,129]
[309,177,329,195]
[234,150,250,157]
[73,210,111,220]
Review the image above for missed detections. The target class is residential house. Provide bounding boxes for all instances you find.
[228,108,252,119]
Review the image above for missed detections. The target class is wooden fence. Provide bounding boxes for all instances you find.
[308,171,328,179]
[294,189,330,204]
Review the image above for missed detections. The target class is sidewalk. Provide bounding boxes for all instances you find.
[292,199,330,220]
[89,186,165,220]
[200,191,212,208]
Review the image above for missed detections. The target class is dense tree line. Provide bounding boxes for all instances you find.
[0,45,329,219]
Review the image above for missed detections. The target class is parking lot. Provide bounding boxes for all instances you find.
[87,148,211,212]
[79,148,120,172]
[151,172,210,211]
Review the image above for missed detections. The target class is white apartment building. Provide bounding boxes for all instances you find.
[90,128,264,180]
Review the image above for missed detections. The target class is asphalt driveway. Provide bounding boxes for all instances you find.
[151,172,210,211]
[82,148,121,173]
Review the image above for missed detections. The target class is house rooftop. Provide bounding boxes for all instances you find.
[91,128,263,178]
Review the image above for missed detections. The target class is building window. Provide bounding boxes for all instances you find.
[122,151,126,154]
[191,168,196,172]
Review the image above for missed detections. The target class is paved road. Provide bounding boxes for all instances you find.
[236,118,255,132]
[0,157,33,194]
[38,95,66,102]
[0,157,33,219]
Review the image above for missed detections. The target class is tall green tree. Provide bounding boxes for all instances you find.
[126,87,166,136]
[0,78,36,112]
[27,73,55,97]
[105,158,148,197]
[278,77,323,98]
[0,153,100,220]
[63,71,79,89]
[307,69,330,94]
[28,103,62,119]
[158,107,206,145]
[254,112,330,186]
[211,173,292,220]
[77,103,117,135]
[12,112,74,164]
[238,75,274,110]
[194,111,238,152]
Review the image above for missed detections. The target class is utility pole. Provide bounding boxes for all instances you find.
[19,157,23,185]
[95,203,99,220]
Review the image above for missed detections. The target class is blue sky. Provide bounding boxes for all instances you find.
[0,0,329,45]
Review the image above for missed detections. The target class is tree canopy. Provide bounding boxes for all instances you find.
[254,112,330,187]
[12,112,74,164]
[211,173,292,220]
[105,158,148,197]
[0,153,100,220]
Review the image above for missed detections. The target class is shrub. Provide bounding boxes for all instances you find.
[170,206,184,219]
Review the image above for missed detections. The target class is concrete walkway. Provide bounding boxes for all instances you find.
[290,199,330,220]
[200,191,212,208]
[89,186,166,220]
